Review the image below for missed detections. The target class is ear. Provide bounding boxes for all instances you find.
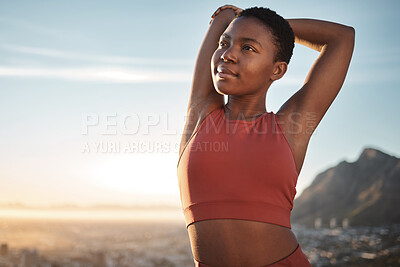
[271,61,287,81]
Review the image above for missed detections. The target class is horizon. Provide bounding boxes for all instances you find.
[0,145,396,210]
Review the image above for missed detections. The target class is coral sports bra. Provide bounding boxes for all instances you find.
[177,106,299,229]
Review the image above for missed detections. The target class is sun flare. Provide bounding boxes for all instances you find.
[88,153,178,195]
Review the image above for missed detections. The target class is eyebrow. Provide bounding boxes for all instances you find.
[220,33,263,49]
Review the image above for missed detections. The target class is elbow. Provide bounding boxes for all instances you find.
[339,26,355,46]
[347,26,355,48]
[343,26,355,55]
[329,25,355,46]
[345,26,355,40]
[348,25,355,33]
[325,26,355,53]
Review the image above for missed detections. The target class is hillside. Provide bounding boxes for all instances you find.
[292,147,400,227]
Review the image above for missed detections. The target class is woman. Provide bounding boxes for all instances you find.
[177,4,354,267]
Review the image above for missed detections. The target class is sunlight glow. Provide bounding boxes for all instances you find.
[0,208,183,221]
[88,154,178,195]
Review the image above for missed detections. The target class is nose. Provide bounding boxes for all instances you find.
[221,46,237,63]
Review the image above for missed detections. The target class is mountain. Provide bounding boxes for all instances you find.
[291,147,400,228]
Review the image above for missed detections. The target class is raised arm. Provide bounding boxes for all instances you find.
[277,18,355,141]
[186,8,236,114]
[178,7,238,159]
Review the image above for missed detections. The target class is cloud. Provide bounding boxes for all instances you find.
[0,66,192,83]
[0,43,193,83]
[1,44,192,66]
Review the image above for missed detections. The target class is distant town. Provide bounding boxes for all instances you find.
[0,219,399,267]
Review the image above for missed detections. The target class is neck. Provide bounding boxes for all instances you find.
[225,94,267,120]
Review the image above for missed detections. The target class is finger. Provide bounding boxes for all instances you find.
[216,5,236,12]
[212,9,228,17]
[212,8,221,15]
[211,5,240,18]
[211,9,221,18]
[222,5,238,10]
[235,9,243,15]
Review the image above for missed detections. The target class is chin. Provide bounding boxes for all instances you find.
[215,88,228,96]
[213,84,231,96]
[215,82,249,96]
[213,80,233,95]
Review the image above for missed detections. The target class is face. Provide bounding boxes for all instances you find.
[211,16,284,96]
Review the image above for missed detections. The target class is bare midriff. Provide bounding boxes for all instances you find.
[188,219,299,267]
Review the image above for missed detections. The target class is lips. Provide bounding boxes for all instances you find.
[217,66,238,77]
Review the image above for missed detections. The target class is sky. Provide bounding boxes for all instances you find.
[0,0,399,208]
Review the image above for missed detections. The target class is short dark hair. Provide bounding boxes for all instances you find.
[237,7,295,65]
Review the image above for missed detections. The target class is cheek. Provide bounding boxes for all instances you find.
[211,50,221,68]
[239,64,272,91]
[243,66,266,83]
[246,60,273,81]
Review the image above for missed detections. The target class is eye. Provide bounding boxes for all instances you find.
[218,40,227,47]
[243,45,256,52]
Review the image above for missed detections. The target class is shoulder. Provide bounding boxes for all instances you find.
[192,103,223,128]
[179,104,223,156]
